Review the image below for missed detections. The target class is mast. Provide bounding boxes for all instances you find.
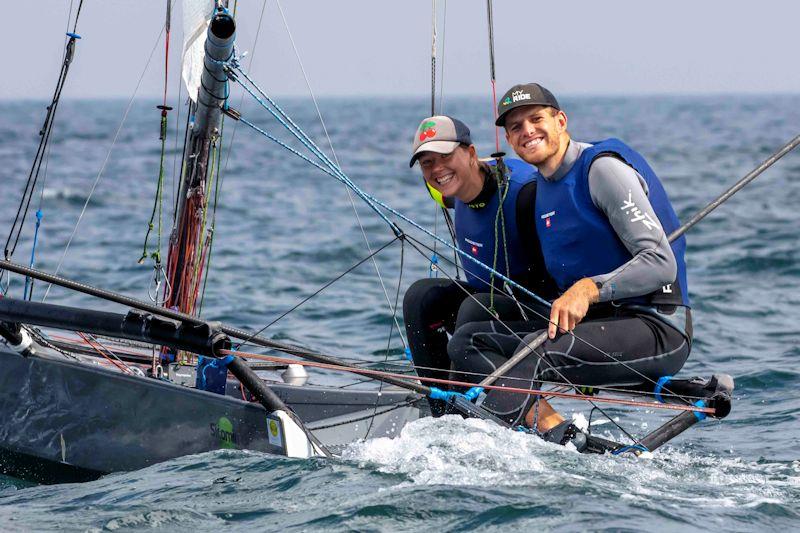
[165,6,235,321]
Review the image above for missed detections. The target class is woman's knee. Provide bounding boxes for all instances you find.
[447,322,490,366]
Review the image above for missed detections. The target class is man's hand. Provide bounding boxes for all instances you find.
[548,278,600,339]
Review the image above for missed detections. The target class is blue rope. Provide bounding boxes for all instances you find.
[230,65,551,309]
[23,209,43,300]
[653,375,673,403]
[237,116,398,230]
[611,444,649,455]
[693,400,708,421]
[229,67,401,234]
[404,347,413,362]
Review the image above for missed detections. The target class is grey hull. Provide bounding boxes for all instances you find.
[0,346,419,484]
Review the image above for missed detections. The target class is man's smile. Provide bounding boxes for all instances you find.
[523,136,544,150]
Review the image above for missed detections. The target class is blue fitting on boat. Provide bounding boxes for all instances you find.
[464,386,483,401]
[24,209,45,300]
[404,347,413,362]
[66,32,81,39]
[654,375,673,403]
[611,444,650,456]
[196,355,235,395]
[693,399,708,421]
[427,387,449,401]
[428,253,439,278]
[428,386,483,403]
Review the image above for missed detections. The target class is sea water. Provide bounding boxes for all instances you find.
[0,95,798,531]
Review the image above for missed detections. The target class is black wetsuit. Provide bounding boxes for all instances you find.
[402,171,558,415]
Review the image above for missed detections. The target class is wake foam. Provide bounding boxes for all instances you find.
[343,416,800,510]
[344,415,566,486]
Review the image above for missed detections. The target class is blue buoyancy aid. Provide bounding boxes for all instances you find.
[534,139,690,307]
[455,158,536,289]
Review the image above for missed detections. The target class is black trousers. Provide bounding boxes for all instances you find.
[402,278,548,415]
[447,300,692,426]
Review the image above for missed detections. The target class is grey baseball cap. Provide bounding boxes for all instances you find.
[495,83,560,126]
[409,115,472,167]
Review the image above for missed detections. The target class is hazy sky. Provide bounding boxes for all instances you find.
[6,0,800,100]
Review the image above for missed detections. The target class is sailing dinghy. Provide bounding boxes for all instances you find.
[2,0,797,485]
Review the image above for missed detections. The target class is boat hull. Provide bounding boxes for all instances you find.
[0,347,418,484]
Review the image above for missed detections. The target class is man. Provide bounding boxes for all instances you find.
[403,115,557,415]
[447,84,691,443]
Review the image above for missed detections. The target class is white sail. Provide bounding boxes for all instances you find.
[182,0,215,102]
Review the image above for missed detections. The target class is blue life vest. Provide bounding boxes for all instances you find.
[534,139,689,307]
[455,159,536,289]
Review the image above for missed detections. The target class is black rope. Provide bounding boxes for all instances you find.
[365,237,406,437]
[71,0,84,34]
[234,236,401,350]
[4,34,79,263]
[307,398,423,431]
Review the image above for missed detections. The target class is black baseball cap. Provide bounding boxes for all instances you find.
[409,115,472,167]
[495,83,560,127]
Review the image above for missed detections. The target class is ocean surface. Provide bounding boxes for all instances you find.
[0,94,799,531]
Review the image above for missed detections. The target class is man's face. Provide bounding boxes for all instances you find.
[417,146,476,201]
[504,105,567,167]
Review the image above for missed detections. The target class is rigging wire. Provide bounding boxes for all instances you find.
[3,10,84,267]
[274,0,409,350]
[76,332,134,375]
[42,21,169,302]
[228,65,549,307]
[365,238,406,437]
[234,237,401,349]
[399,232,639,439]
[220,349,716,416]
[485,0,500,152]
[428,0,460,279]
[438,0,448,114]
[140,0,176,306]
[220,0,267,185]
[3,0,86,296]
[225,59,692,410]
[231,96,689,415]
[400,229,694,405]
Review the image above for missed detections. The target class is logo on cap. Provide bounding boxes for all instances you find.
[511,90,531,103]
[501,96,512,106]
[418,120,437,141]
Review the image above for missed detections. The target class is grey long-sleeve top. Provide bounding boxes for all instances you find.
[545,141,677,303]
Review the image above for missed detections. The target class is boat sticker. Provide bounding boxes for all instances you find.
[210,417,238,449]
[268,418,282,447]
